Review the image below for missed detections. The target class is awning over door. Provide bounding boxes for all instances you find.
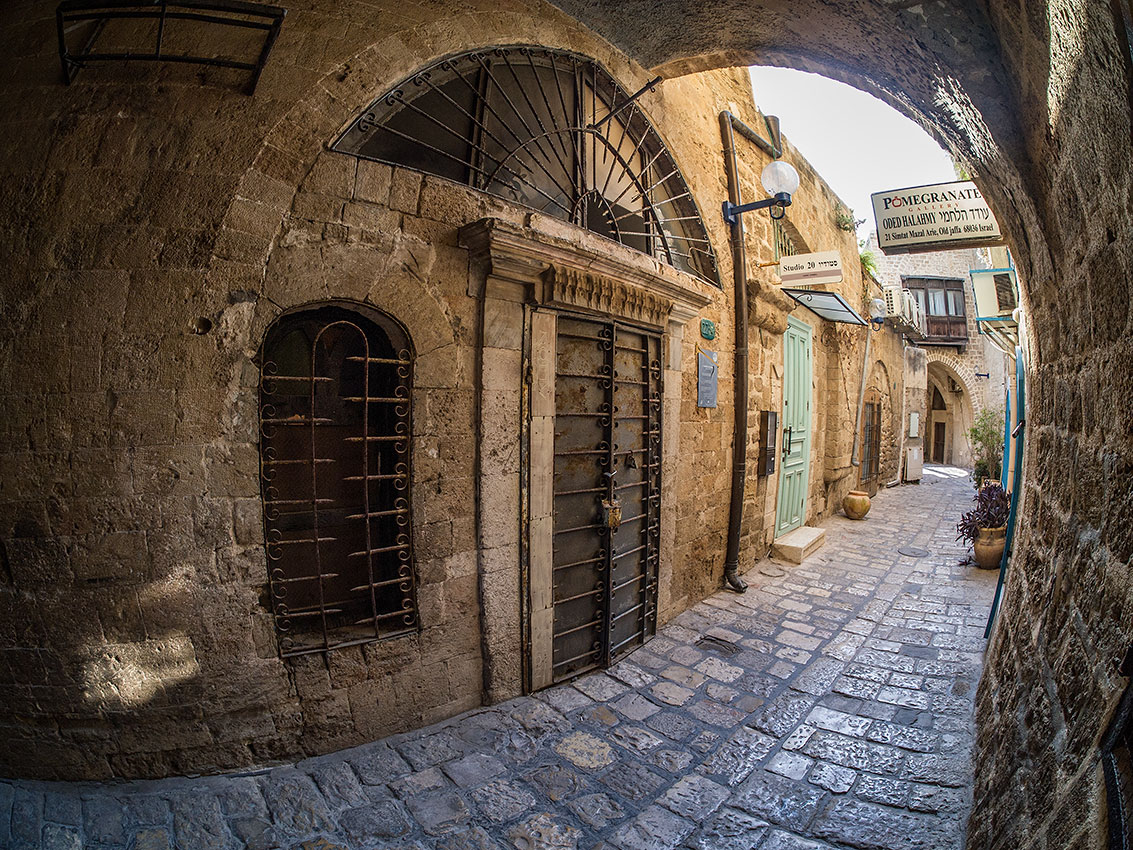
[781,288,867,325]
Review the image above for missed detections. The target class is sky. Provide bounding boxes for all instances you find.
[748,67,957,241]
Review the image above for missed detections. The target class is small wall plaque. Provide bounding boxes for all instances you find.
[700,319,717,340]
[697,349,718,408]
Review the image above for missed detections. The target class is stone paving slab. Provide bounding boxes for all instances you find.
[0,467,996,850]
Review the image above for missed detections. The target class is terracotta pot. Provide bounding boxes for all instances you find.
[973,525,1007,569]
[842,490,871,520]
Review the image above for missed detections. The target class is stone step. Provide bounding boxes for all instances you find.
[771,526,826,564]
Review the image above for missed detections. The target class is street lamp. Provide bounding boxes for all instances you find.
[722,159,800,225]
[868,297,886,331]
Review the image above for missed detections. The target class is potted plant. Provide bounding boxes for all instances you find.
[956,482,1010,568]
[967,407,1004,487]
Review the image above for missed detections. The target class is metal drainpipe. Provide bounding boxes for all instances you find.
[720,112,762,593]
[850,329,872,468]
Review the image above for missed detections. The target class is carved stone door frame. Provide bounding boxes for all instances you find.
[460,215,712,694]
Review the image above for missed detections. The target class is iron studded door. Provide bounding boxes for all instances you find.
[551,314,662,683]
[776,316,812,536]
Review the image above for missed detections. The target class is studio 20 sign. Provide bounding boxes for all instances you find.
[778,250,843,286]
[872,180,1004,254]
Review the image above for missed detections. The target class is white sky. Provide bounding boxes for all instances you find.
[748,67,957,241]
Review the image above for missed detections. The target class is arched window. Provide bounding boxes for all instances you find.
[258,303,416,657]
[332,46,719,286]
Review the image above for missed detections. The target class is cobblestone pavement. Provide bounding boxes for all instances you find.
[1,467,997,850]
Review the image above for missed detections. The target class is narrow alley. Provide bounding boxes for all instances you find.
[2,469,997,850]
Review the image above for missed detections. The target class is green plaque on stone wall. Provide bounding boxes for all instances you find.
[700,319,716,340]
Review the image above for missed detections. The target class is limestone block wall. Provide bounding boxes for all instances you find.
[967,4,1133,846]
[5,0,759,780]
[0,0,924,782]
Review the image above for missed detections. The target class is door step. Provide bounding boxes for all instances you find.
[772,526,826,565]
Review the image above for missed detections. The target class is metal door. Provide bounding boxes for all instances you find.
[551,314,662,683]
[776,316,811,536]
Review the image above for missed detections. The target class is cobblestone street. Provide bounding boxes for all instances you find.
[1,468,997,850]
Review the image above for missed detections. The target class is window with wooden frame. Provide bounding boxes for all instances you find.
[902,276,968,344]
[258,303,417,657]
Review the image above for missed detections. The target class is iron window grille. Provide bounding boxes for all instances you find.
[1103,657,1133,850]
[332,46,720,287]
[258,303,416,657]
[861,398,881,485]
[773,217,799,261]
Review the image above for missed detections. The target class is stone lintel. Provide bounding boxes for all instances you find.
[459,215,713,329]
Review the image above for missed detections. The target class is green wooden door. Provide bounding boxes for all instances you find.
[776,316,812,536]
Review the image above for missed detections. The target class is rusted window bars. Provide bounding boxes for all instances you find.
[259,305,416,657]
[55,0,285,94]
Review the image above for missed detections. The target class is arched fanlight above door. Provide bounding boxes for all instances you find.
[332,46,720,286]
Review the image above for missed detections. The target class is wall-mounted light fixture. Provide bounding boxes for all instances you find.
[868,297,887,332]
[722,160,800,225]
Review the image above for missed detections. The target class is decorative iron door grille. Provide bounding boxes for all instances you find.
[551,314,661,682]
[259,305,416,657]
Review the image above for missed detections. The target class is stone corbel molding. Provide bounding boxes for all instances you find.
[748,277,797,335]
[459,214,713,330]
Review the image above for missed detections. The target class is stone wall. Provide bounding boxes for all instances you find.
[0,0,916,781]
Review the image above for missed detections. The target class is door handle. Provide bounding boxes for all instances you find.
[782,426,792,457]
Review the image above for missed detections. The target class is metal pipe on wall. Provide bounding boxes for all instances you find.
[720,111,754,593]
[850,329,872,467]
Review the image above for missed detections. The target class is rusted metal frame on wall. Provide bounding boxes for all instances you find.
[55,0,285,94]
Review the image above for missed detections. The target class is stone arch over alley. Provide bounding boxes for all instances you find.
[925,355,978,467]
[0,2,1130,849]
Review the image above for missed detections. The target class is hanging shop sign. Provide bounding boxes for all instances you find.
[778,250,843,286]
[871,180,1004,255]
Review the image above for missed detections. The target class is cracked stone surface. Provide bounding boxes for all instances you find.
[0,468,994,849]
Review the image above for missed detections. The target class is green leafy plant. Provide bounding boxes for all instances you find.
[967,406,1004,483]
[956,482,1009,547]
[859,248,879,280]
[834,203,865,233]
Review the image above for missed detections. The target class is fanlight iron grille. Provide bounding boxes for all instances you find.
[332,46,719,286]
[259,304,416,657]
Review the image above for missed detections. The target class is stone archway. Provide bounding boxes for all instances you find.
[925,353,978,467]
[529,5,1132,847]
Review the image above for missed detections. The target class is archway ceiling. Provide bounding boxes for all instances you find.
[544,0,1050,300]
